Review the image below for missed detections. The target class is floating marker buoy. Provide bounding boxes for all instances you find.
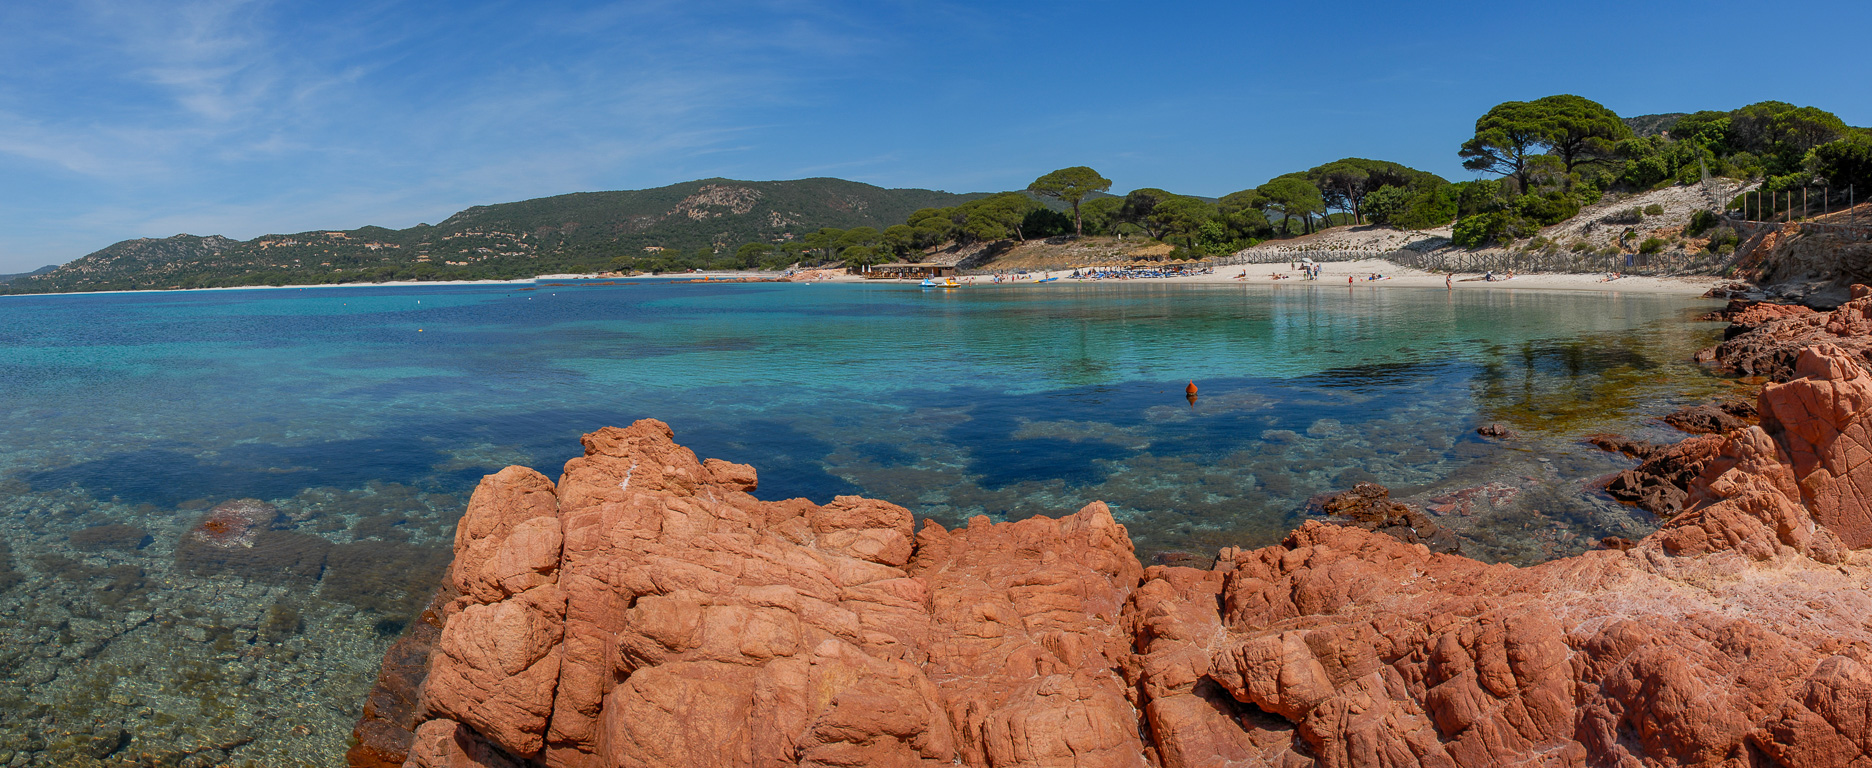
[1185,381,1198,396]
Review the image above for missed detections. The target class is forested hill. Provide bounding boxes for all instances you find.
[1623,113,1688,137]
[2,178,982,294]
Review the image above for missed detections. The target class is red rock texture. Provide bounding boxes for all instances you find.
[1600,434,1725,517]
[1701,285,1872,380]
[1309,482,1461,554]
[362,347,1872,766]
[1662,399,1756,435]
[349,590,455,768]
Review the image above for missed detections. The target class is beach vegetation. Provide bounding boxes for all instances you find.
[1255,177,1326,235]
[1455,179,1506,218]
[735,242,775,267]
[1639,237,1666,254]
[1452,213,1501,248]
[1809,132,1872,191]
[1026,167,1112,236]
[1343,175,1456,230]
[1304,158,1447,225]
[1643,203,1665,216]
[1702,227,1740,254]
[1216,190,1272,241]
[1729,101,1849,176]
[1462,95,1630,194]
[1078,197,1125,236]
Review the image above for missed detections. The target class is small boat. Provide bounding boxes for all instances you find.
[920,278,961,288]
[1038,277,1059,283]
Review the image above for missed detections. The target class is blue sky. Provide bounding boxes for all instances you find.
[2,0,1869,272]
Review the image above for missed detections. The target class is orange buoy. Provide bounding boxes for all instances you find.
[1185,381,1198,396]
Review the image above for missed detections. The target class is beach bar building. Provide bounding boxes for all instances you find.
[860,263,957,279]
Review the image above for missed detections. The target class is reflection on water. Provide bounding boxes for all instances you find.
[0,281,1724,764]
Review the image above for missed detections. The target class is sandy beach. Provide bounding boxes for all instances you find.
[765,259,1723,296]
[3,262,1722,298]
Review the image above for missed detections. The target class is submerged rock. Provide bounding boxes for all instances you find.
[176,498,328,583]
[1662,399,1755,434]
[1311,481,1462,554]
[357,350,1872,765]
[186,498,282,548]
[1474,422,1515,439]
[1598,434,1724,517]
[68,523,152,551]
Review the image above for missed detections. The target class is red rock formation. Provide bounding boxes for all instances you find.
[911,507,1146,767]
[1600,433,1724,516]
[1309,482,1461,554]
[349,590,456,768]
[1701,285,1872,379]
[360,347,1872,767]
[1662,399,1756,435]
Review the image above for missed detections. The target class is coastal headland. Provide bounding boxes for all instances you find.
[349,286,1872,768]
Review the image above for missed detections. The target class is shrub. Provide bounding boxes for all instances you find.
[1397,185,1460,230]
[1452,213,1498,248]
[1621,156,1670,189]
[1607,207,1644,224]
[1717,243,1736,256]
[1643,203,1666,216]
[1703,226,1740,254]
[1809,133,1872,192]
[1515,193,1580,227]
[1570,240,1593,252]
[1639,237,1666,254]
[1685,209,1721,237]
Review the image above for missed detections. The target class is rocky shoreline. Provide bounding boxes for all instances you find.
[348,291,1872,766]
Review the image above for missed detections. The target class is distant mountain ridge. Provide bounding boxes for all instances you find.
[0,264,58,283]
[2,178,985,293]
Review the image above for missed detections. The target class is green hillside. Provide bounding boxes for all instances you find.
[2,178,982,294]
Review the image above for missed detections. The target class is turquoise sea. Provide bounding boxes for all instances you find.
[0,279,1728,765]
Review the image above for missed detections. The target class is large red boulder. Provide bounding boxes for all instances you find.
[910,504,1146,767]
[1756,344,1872,548]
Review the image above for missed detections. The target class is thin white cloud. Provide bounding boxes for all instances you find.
[0,1,1004,270]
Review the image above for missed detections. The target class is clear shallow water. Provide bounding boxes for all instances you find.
[0,280,1730,765]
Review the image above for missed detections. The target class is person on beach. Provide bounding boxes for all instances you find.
[1446,273,1453,289]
